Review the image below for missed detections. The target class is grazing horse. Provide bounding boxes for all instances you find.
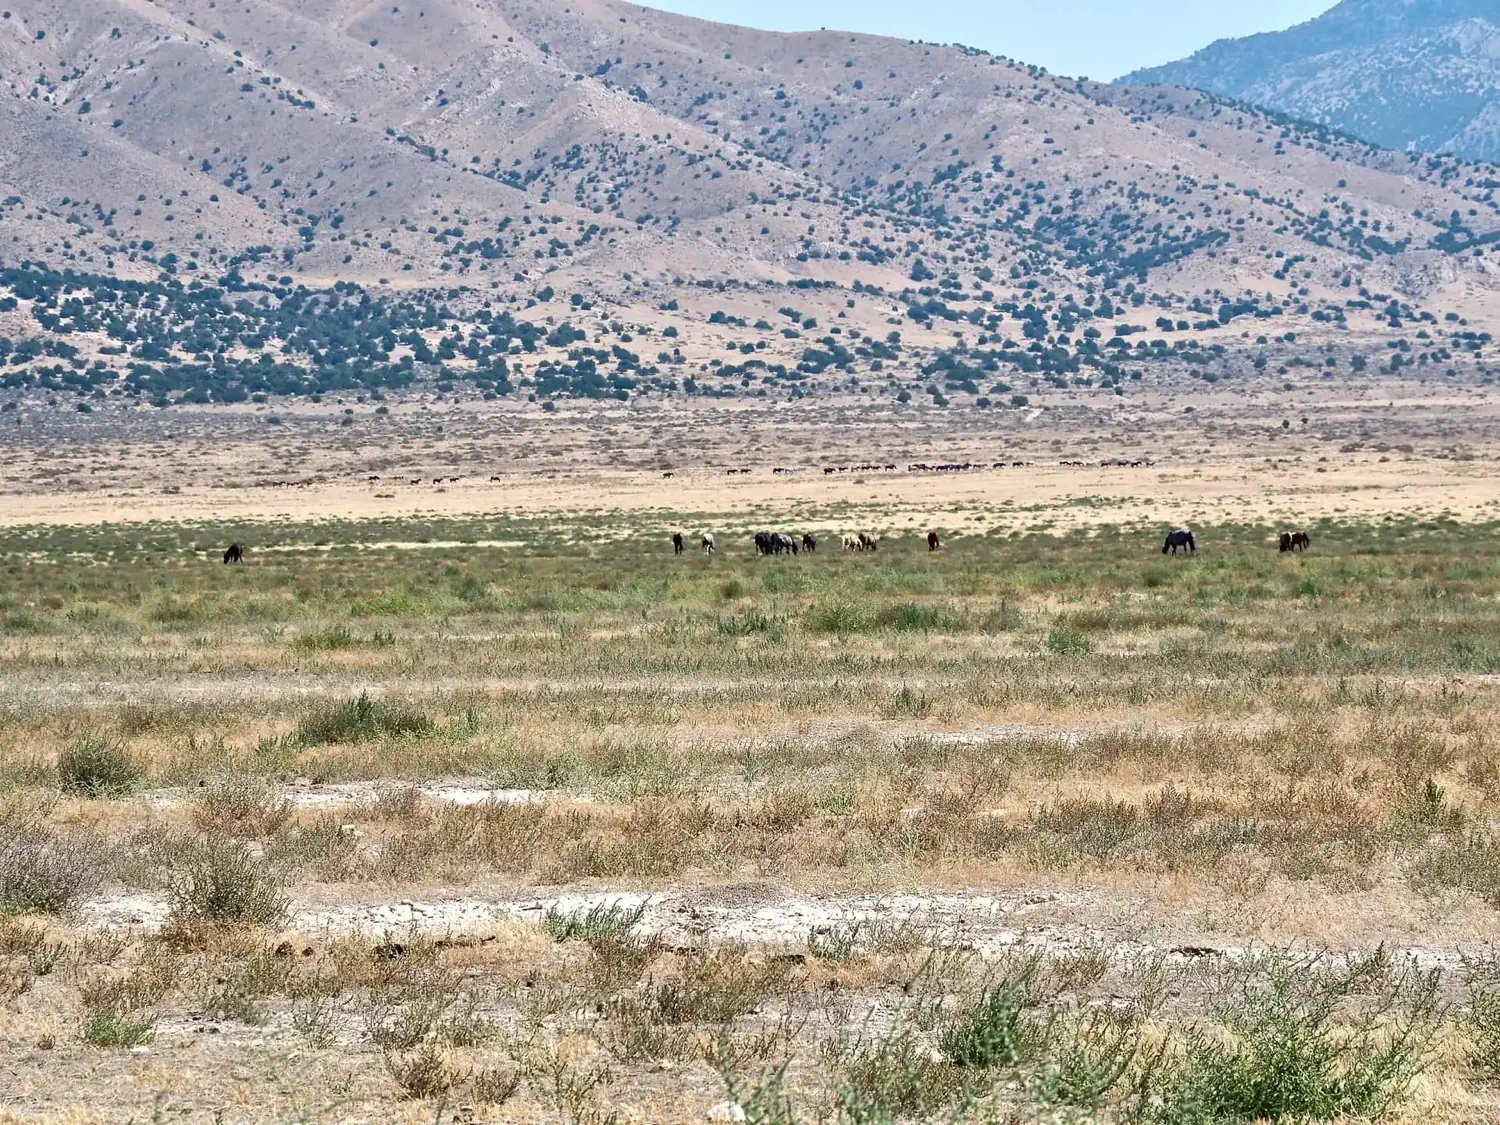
[672,532,685,556]
[223,543,244,565]
[1279,531,1311,553]
[928,531,941,552]
[859,533,879,552]
[802,533,817,554]
[701,533,716,555]
[1162,529,1195,556]
[755,532,773,556]
[843,534,859,552]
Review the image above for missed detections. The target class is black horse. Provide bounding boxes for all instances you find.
[672,532,685,556]
[223,543,245,565]
[754,532,773,556]
[1162,529,1195,555]
[928,531,942,552]
[802,533,817,554]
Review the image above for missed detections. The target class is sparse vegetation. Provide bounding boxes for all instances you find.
[56,733,142,798]
[166,839,289,929]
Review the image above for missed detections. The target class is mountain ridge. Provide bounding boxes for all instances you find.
[0,0,1499,411]
[1125,0,1500,161]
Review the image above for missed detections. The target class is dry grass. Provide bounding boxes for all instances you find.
[3,511,1500,1119]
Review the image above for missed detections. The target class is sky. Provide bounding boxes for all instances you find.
[642,0,1339,81]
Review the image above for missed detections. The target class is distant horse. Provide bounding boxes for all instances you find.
[1162,529,1195,555]
[859,533,879,552]
[843,534,859,552]
[1279,531,1311,553]
[223,543,244,565]
[701,533,715,555]
[755,532,773,556]
[672,532,685,556]
[802,533,817,553]
[928,531,941,552]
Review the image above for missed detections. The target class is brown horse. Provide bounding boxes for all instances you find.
[927,531,941,552]
[223,543,244,565]
[672,532,685,556]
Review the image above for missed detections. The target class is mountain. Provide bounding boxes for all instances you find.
[1124,0,1500,162]
[0,0,1498,412]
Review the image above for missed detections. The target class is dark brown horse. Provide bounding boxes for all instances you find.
[928,531,941,552]
[223,543,244,565]
[1280,531,1311,553]
[672,532,685,556]
[1162,529,1195,555]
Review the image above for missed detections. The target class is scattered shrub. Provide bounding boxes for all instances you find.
[0,794,105,913]
[166,839,289,929]
[193,774,294,838]
[543,900,646,944]
[293,692,434,746]
[56,733,142,797]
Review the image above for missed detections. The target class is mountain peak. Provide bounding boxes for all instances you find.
[1124,0,1500,159]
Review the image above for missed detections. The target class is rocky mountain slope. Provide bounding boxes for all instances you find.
[0,0,1498,410]
[1126,0,1500,162]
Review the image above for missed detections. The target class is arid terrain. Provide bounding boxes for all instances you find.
[6,388,1500,1121]
[6,0,1500,1121]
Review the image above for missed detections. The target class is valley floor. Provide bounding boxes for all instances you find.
[5,402,1500,1121]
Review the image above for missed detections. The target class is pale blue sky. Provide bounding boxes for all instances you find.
[642,0,1338,81]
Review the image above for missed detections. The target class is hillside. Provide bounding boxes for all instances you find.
[1125,0,1500,163]
[1,0,1499,412]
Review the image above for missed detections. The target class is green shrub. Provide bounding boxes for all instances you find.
[942,980,1040,1069]
[543,900,646,944]
[167,839,289,928]
[1045,628,1095,655]
[292,626,357,651]
[882,685,933,719]
[80,1008,156,1048]
[56,733,142,798]
[1148,954,1439,1122]
[835,1027,963,1120]
[877,601,960,632]
[806,599,870,636]
[293,691,434,746]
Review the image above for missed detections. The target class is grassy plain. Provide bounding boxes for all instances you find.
[5,505,1500,1122]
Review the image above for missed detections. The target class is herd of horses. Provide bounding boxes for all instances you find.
[218,527,1314,567]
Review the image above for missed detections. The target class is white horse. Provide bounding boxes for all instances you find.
[701,533,715,555]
